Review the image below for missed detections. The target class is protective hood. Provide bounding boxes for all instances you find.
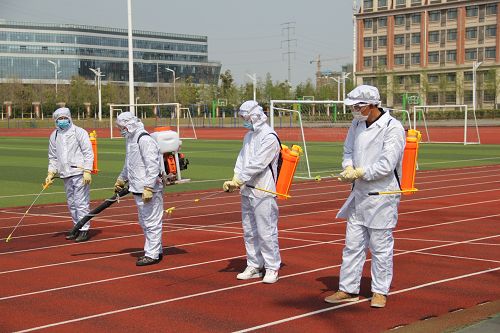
[238,100,267,129]
[344,85,381,106]
[52,107,72,121]
[116,112,144,134]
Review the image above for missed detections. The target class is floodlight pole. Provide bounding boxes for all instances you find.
[472,60,482,117]
[89,67,104,121]
[156,62,160,103]
[342,72,351,113]
[127,0,135,115]
[47,60,59,96]
[246,73,257,101]
[165,67,176,102]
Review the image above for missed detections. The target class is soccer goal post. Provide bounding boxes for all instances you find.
[269,99,345,179]
[412,105,480,145]
[109,103,197,140]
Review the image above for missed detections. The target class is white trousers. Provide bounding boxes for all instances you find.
[241,195,281,271]
[63,174,90,231]
[339,222,394,295]
[134,191,163,259]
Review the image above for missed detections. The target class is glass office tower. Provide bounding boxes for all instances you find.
[0,20,221,86]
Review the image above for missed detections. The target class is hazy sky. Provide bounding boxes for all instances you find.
[1,0,355,86]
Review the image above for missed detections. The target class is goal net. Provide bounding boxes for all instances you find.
[412,105,480,145]
[109,103,197,140]
[269,99,346,179]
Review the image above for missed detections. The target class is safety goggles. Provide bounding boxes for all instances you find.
[349,103,369,112]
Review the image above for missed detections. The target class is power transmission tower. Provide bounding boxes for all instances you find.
[281,21,296,84]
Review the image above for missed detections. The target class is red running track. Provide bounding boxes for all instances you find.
[0,165,499,332]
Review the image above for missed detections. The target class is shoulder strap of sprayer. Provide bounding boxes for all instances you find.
[137,132,150,144]
[136,132,165,178]
[268,133,282,183]
[387,118,403,191]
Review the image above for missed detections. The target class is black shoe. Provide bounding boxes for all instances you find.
[66,231,79,240]
[136,256,161,266]
[75,231,90,242]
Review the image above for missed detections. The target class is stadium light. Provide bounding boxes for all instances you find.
[165,68,176,102]
[47,60,60,96]
[89,67,105,121]
[127,0,135,115]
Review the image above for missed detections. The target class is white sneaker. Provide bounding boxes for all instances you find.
[236,266,263,280]
[263,269,279,284]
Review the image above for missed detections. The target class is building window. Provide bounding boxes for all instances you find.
[411,0,421,6]
[466,6,478,17]
[486,3,497,15]
[429,31,440,43]
[378,0,388,8]
[378,17,387,28]
[428,92,439,104]
[396,0,406,8]
[428,51,439,63]
[485,47,496,59]
[364,19,373,28]
[396,75,405,85]
[466,27,477,40]
[464,91,473,103]
[445,92,456,104]
[446,73,456,83]
[364,0,373,10]
[411,33,421,44]
[464,71,473,81]
[395,34,405,46]
[379,55,387,66]
[429,11,440,22]
[447,29,457,41]
[446,50,457,62]
[395,15,405,26]
[428,74,439,83]
[447,8,458,20]
[411,13,421,24]
[411,53,421,64]
[485,25,497,38]
[465,48,477,61]
[484,90,496,102]
[410,75,420,85]
[378,36,387,46]
[394,54,405,65]
[363,77,375,85]
[364,56,373,67]
[364,37,372,48]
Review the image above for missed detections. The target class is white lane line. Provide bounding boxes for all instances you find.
[233,267,500,333]
[404,250,500,264]
[12,234,500,332]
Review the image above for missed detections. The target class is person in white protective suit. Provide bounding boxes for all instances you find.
[324,85,405,308]
[223,100,282,284]
[45,107,94,242]
[114,112,164,266]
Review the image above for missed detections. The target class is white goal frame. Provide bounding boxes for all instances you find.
[412,104,480,145]
[109,103,196,140]
[270,99,344,179]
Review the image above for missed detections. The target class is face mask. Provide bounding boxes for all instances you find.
[120,128,129,137]
[351,110,369,121]
[243,121,254,130]
[56,119,70,130]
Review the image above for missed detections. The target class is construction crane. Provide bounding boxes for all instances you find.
[309,55,350,86]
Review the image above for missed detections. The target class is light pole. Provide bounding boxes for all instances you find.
[127,0,135,115]
[165,68,176,102]
[89,67,105,121]
[342,72,351,113]
[246,73,257,101]
[472,60,482,115]
[47,60,60,96]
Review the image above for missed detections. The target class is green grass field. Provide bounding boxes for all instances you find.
[0,136,499,208]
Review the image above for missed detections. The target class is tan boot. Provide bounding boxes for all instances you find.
[324,291,359,304]
[370,293,387,308]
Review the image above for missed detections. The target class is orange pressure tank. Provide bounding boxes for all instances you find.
[275,144,302,200]
[400,129,421,195]
[89,130,98,174]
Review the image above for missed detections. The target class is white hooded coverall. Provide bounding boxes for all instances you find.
[117,113,164,260]
[234,102,281,271]
[48,108,94,231]
[337,110,405,295]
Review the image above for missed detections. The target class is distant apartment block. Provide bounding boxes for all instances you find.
[355,0,500,108]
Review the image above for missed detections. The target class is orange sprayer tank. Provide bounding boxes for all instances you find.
[400,129,421,195]
[275,144,302,200]
[89,130,98,174]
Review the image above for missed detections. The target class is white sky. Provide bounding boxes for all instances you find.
[1,0,355,86]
